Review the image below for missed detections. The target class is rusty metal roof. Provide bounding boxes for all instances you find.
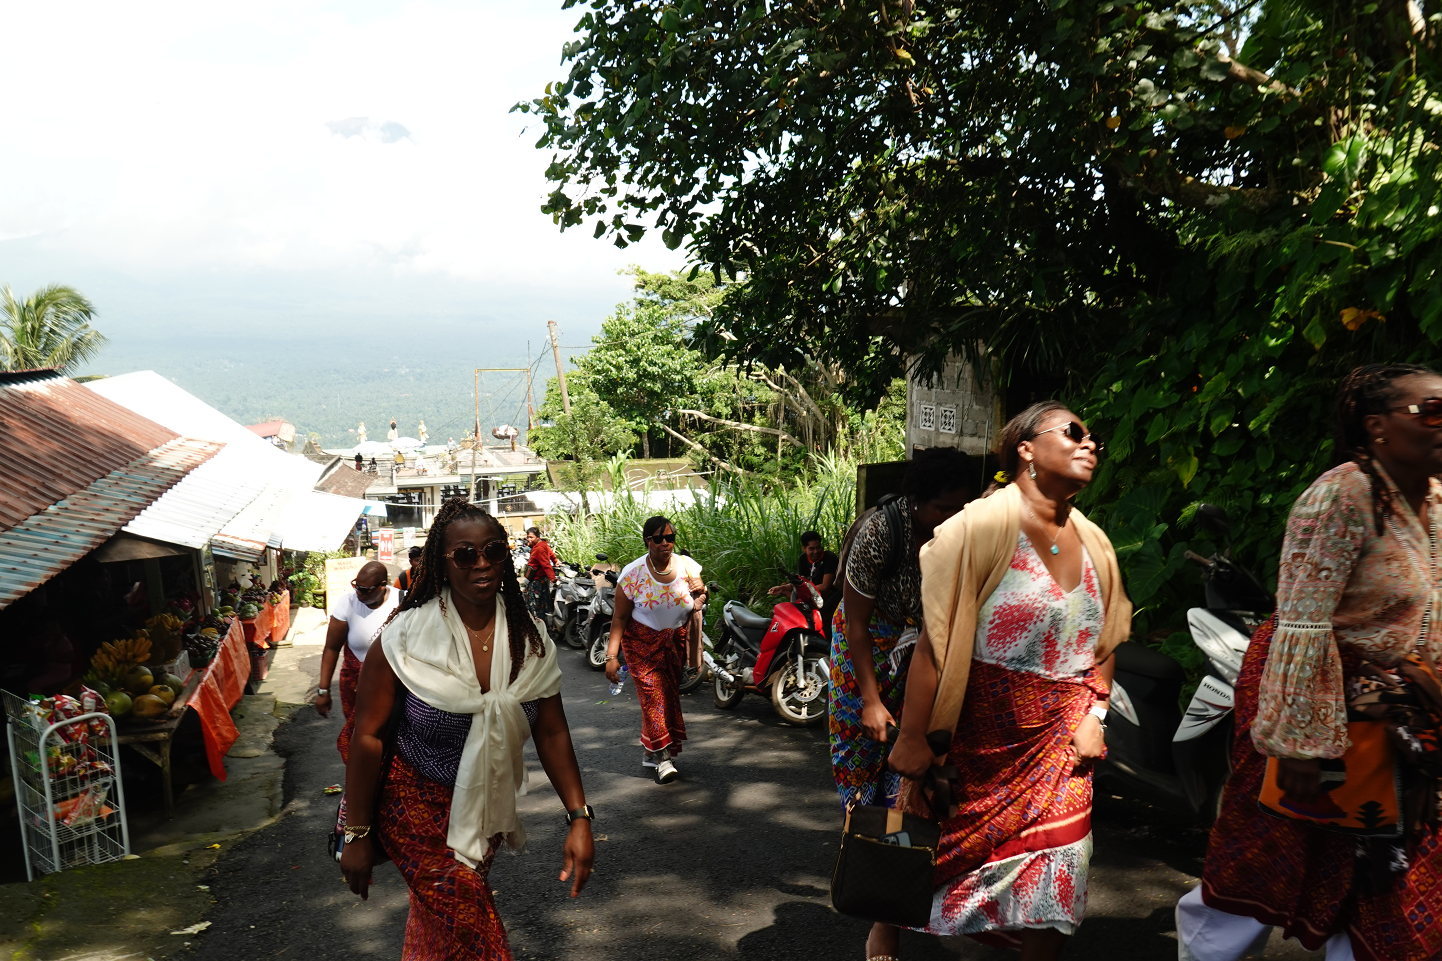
[0,436,220,608]
[0,371,180,529]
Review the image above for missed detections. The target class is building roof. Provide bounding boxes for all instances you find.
[87,372,365,560]
[314,462,376,499]
[0,371,181,529]
[0,436,220,608]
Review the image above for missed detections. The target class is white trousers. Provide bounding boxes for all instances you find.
[1176,885,1356,961]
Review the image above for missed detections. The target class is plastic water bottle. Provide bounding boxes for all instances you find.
[608,665,628,696]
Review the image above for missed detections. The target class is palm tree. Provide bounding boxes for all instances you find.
[0,284,106,373]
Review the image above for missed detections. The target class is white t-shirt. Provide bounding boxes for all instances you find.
[334,587,402,659]
[618,554,703,631]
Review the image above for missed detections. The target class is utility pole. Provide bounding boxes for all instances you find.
[548,320,572,415]
[526,340,536,431]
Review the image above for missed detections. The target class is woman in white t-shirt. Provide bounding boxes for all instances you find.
[603,516,707,784]
[314,560,402,760]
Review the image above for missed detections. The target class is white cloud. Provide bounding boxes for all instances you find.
[0,0,680,298]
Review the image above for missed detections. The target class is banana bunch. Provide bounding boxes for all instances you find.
[145,613,185,634]
[88,634,154,683]
[145,612,185,661]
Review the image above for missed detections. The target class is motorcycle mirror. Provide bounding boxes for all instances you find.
[1195,503,1232,539]
[706,580,720,593]
[595,553,608,561]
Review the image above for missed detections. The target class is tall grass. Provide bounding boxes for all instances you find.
[544,455,857,634]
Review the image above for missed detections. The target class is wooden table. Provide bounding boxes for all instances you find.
[115,616,249,816]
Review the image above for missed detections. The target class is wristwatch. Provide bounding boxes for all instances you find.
[565,804,595,826]
[343,824,372,843]
[316,688,330,696]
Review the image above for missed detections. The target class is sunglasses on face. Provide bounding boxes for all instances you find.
[1389,398,1442,428]
[444,540,510,568]
[1034,421,1105,452]
[647,532,677,544]
[351,580,384,593]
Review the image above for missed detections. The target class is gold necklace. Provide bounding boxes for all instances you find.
[647,554,674,577]
[464,620,495,653]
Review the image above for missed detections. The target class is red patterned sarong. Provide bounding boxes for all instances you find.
[1201,620,1442,960]
[924,659,1099,947]
[621,619,687,755]
[378,755,511,960]
[336,645,363,762]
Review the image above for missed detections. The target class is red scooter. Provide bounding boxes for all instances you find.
[708,572,829,726]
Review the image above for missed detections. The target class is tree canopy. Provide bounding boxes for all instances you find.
[522,1,1442,637]
[0,284,106,374]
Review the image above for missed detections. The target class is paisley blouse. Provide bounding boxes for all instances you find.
[1252,462,1442,759]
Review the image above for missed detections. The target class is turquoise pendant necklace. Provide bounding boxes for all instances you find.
[1026,504,1068,555]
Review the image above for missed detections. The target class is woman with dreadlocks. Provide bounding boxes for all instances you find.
[340,498,593,958]
[1178,363,1442,961]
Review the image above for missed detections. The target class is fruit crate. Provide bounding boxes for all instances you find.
[4,690,131,880]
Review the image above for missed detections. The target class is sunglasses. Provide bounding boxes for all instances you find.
[1389,398,1442,428]
[647,532,677,544]
[1034,421,1105,452]
[444,540,510,567]
[350,580,384,593]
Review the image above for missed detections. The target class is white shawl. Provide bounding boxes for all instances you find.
[381,588,562,867]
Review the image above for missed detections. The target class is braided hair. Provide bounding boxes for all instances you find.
[1335,363,1436,535]
[394,496,543,681]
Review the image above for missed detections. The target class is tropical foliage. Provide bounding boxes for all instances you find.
[544,454,857,633]
[522,1,1442,638]
[0,284,106,374]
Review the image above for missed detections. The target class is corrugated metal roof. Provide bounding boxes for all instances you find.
[0,437,220,608]
[121,445,275,550]
[0,371,180,530]
[274,489,368,553]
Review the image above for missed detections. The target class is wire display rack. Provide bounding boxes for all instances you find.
[4,690,130,880]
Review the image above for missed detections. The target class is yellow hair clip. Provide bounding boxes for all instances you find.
[993,470,1010,484]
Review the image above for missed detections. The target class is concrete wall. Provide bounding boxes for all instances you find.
[906,353,998,455]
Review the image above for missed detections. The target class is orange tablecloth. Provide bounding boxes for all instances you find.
[270,590,291,643]
[189,616,249,780]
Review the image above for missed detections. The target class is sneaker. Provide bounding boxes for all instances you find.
[655,758,678,784]
[642,754,658,769]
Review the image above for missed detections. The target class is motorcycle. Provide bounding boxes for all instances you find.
[585,567,710,695]
[708,571,829,726]
[547,560,595,650]
[1102,504,1274,818]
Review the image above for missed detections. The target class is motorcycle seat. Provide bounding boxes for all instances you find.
[725,602,771,633]
[1113,641,1187,681]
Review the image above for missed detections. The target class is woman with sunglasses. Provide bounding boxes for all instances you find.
[314,560,401,760]
[604,515,706,784]
[1178,363,1442,961]
[884,402,1130,961]
[340,498,593,956]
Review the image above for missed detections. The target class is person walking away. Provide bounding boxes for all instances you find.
[313,561,401,760]
[395,546,423,592]
[604,516,707,784]
[769,530,841,628]
[888,402,1130,961]
[340,498,594,957]
[1176,363,1442,961]
[524,527,558,618]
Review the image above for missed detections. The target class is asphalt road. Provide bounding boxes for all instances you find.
[174,648,1323,961]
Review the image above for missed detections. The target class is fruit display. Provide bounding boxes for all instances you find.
[131,694,168,719]
[83,634,153,693]
[143,612,186,663]
[237,601,261,620]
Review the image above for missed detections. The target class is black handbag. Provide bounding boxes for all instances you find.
[830,732,953,928]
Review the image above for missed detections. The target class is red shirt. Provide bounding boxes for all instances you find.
[526,539,558,582]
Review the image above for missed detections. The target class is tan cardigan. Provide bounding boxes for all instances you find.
[918,483,1133,737]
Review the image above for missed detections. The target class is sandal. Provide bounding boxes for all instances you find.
[866,956,900,961]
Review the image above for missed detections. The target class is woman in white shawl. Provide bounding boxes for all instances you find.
[341,499,594,959]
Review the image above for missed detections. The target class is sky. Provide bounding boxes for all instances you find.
[0,0,683,387]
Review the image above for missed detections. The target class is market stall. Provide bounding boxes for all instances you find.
[114,615,248,816]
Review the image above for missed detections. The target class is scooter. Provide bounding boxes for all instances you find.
[1101,504,1274,818]
[709,571,829,726]
[547,560,595,650]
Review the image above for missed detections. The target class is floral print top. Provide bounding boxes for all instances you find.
[619,553,703,632]
[1253,462,1442,759]
[974,533,1102,680]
